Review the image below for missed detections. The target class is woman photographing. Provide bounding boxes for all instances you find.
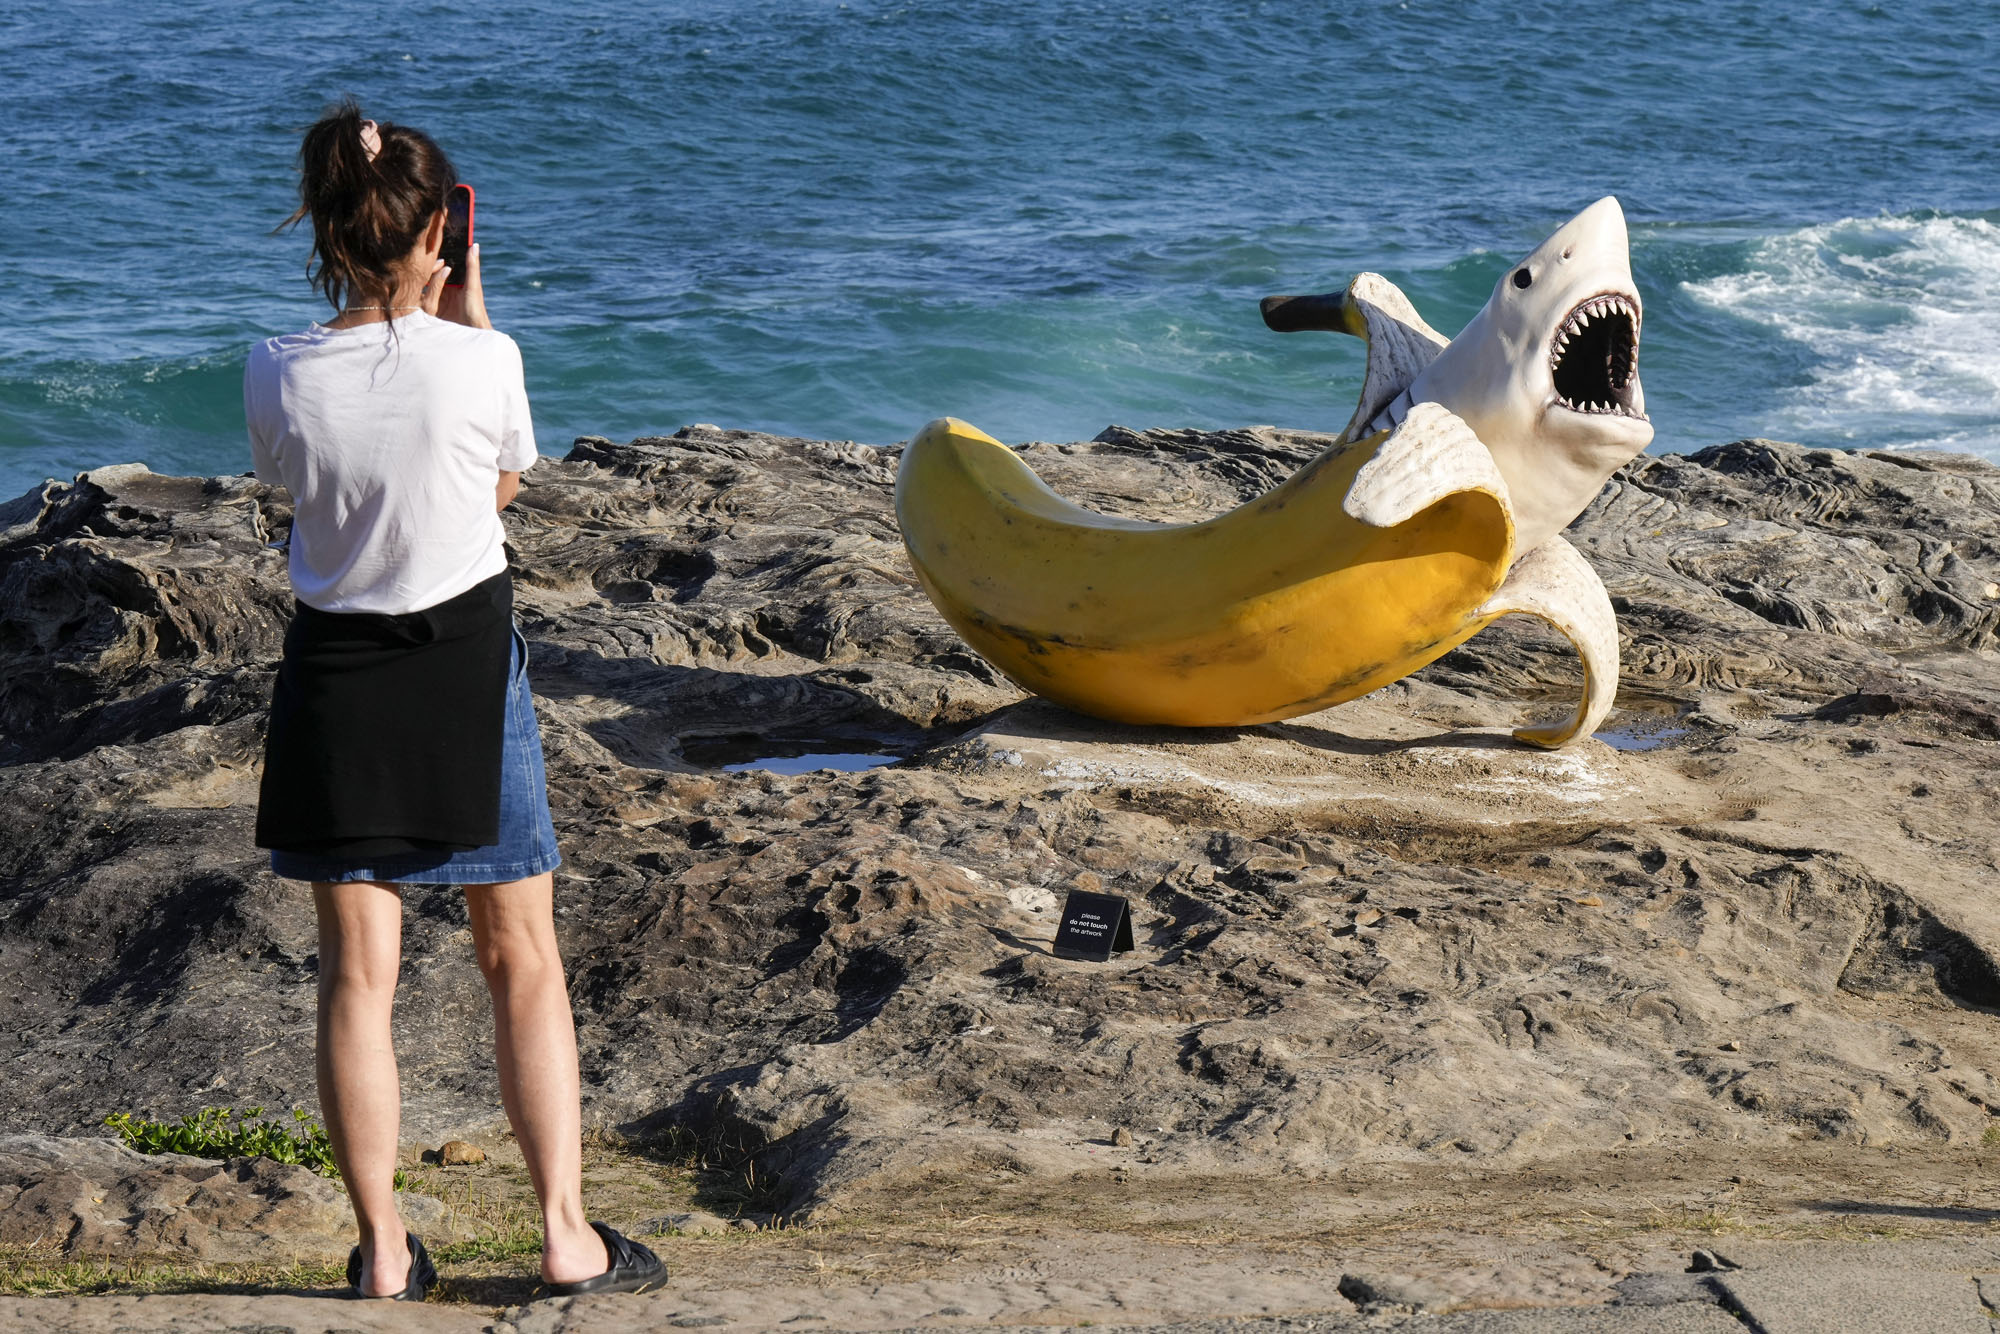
[245,99,665,1302]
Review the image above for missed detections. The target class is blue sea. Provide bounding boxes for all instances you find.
[2,1,1996,499]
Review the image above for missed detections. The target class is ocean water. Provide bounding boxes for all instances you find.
[1,1,1995,500]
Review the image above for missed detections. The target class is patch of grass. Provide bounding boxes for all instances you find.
[104,1106,407,1190]
[1982,1123,2000,1146]
[0,1245,346,1298]
[1640,1203,1745,1235]
[435,1231,545,1265]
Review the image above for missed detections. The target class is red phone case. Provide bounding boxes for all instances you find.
[446,184,475,288]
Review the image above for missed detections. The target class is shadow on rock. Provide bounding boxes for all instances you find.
[527,639,933,771]
[1803,1199,2000,1224]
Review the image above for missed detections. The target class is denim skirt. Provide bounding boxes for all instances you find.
[269,628,562,885]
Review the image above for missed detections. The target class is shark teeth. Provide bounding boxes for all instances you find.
[1550,292,1645,419]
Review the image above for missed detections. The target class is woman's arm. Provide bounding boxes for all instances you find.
[497,471,521,511]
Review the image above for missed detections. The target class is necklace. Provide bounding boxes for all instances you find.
[343,304,422,313]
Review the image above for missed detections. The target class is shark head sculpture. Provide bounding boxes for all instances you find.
[1261,196,1655,556]
[1407,195,1653,551]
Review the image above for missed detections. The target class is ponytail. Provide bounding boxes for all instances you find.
[280,97,456,312]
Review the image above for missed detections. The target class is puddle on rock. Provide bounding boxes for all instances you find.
[680,734,905,775]
[1594,724,1692,752]
[725,752,900,775]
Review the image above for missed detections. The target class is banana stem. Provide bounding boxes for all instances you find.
[1259,291,1360,336]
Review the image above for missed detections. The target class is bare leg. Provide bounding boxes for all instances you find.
[465,871,608,1284]
[314,880,412,1297]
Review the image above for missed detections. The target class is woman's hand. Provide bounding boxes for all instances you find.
[435,243,493,330]
[419,258,449,318]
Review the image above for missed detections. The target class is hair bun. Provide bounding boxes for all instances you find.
[282,97,457,314]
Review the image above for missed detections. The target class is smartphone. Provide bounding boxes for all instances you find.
[442,184,474,287]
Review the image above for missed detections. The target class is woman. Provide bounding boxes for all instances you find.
[245,99,665,1302]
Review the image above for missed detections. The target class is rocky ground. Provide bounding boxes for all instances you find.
[0,424,1997,1325]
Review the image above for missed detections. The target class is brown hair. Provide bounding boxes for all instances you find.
[282,97,456,311]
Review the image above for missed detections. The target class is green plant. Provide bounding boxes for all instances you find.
[103,1106,407,1190]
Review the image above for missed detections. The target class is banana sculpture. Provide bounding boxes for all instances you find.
[896,197,1653,746]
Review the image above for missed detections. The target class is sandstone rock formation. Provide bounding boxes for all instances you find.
[0,1133,442,1262]
[0,425,1995,1223]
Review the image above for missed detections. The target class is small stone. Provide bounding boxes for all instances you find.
[1718,1040,1741,1052]
[1110,1127,1134,1147]
[1354,908,1383,927]
[729,1217,759,1230]
[1572,894,1603,907]
[1687,1248,1741,1273]
[438,1139,485,1166]
[637,1209,731,1236]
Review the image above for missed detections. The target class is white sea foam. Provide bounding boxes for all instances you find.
[1684,214,2000,461]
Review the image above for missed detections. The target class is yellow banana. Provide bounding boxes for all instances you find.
[897,408,1516,728]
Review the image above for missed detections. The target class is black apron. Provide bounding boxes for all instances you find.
[256,572,513,856]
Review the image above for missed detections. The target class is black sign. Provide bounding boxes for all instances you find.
[1052,890,1135,962]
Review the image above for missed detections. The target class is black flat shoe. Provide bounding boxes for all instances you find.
[346,1232,437,1301]
[543,1221,668,1297]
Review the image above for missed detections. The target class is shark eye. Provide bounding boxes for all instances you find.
[1512,268,1533,289]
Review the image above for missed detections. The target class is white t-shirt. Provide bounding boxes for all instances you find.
[244,312,539,614]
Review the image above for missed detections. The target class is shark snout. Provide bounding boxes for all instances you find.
[1519,197,1630,286]
[1565,196,1628,256]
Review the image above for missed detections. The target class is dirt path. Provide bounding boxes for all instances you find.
[6,1139,1997,1330]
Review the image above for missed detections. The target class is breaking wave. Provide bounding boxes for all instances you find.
[1684,213,2000,460]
